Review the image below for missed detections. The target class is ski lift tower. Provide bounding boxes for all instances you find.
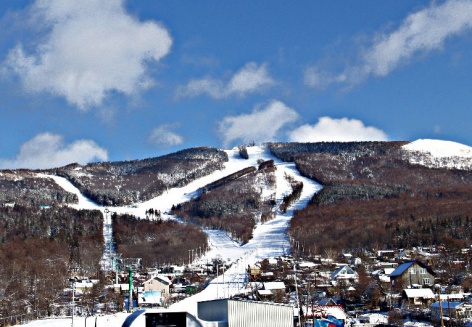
[120,258,142,312]
[104,208,114,270]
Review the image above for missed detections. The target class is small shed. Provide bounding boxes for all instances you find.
[402,288,435,308]
[263,282,286,295]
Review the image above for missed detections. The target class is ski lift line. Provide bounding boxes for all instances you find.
[46,145,321,307]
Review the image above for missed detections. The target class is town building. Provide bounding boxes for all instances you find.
[389,260,435,291]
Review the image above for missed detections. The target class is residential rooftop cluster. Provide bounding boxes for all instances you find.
[54,242,472,327]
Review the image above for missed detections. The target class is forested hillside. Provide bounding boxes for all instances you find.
[49,147,227,206]
[172,160,277,243]
[112,213,208,267]
[0,206,103,317]
[268,142,472,255]
[0,170,77,207]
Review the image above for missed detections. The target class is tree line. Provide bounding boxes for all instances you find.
[112,213,208,267]
[173,160,277,244]
[265,142,472,256]
[0,205,103,318]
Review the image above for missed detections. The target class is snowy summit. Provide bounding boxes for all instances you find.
[402,139,472,170]
[403,139,472,158]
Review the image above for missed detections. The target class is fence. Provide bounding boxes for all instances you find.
[0,311,46,327]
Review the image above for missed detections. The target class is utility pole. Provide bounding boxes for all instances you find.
[115,257,119,285]
[128,266,133,312]
[222,266,225,298]
[70,279,75,327]
[294,264,302,326]
[439,288,445,327]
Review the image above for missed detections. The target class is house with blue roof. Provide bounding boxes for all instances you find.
[430,301,472,324]
[389,260,435,291]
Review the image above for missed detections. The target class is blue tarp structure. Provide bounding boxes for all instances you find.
[139,290,162,305]
[314,315,344,327]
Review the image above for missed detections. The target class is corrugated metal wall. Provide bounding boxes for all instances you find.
[227,300,293,327]
[198,299,293,327]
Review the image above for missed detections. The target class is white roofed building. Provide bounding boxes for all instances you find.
[402,288,435,309]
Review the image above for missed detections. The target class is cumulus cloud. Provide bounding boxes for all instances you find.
[0,133,108,169]
[218,100,299,147]
[288,117,388,142]
[177,62,275,99]
[305,0,472,88]
[3,0,172,109]
[148,124,184,147]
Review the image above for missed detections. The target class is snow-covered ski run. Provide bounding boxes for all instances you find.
[26,145,322,326]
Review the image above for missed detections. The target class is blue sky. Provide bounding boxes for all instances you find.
[1,0,472,169]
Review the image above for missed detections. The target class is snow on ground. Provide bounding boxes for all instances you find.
[25,145,322,326]
[403,139,472,158]
[18,313,130,327]
[402,139,472,170]
[168,146,322,316]
[39,174,104,211]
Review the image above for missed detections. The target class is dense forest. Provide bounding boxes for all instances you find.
[0,170,77,207]
[172,160,277,244]
[0,205,103,317]
[267,142,472,256]
[50,147,228,206]
[112,213,208,267]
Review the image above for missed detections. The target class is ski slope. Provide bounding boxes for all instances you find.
[22,140,472,326]
[25,145,322,326]
[168,147,321,316]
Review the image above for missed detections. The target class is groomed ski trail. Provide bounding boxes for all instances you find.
[40,145,322,321]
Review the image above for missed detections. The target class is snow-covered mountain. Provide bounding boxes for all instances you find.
[18,144,322,327]
[44,145,322,278]
[12,139,472,327]
[402,139,472,170]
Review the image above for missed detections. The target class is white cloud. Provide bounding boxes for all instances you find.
[4,0,172,109]
[288,117,388,142]
[218,100,299,147]
[304,66,346,90]
[177,62,275,99]
[305,0,472,88]
[0,132,108,169]
[148,124,184,147]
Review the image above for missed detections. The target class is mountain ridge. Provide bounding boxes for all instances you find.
[2,140,472,319]
[1,139,471,209]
